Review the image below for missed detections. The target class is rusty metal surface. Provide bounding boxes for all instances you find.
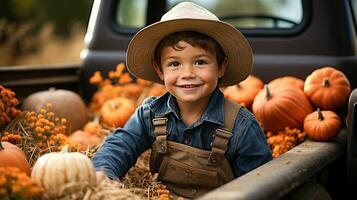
[198,130,347,200]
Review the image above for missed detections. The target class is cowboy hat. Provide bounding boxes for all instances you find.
[126,2,253,86]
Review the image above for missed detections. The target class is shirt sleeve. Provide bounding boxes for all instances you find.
[229,109,273,177]
[91,102,155,180]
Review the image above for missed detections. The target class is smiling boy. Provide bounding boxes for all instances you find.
[92,2,272,198]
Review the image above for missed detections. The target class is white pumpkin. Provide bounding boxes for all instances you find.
[31,146,96,197]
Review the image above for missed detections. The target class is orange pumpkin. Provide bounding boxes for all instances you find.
[268,76,304,90]
[304,108,341,141]
[0,141,30,175]
[84,119,103,135]
[252,85,313,133]
[224,75,264,109]
[304,66,351,110]
[69,130,102,151]
[22,88,89,135]
[100,97,136,128]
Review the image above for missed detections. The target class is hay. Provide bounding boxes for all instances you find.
[4,114,178,200]
[4,113,99,166]
[43,181,142,200]
[39,150,167,200]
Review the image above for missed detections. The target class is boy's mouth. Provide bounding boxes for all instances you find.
[177,84,203,88]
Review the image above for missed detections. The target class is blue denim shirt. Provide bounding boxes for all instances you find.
[92,87,272,179]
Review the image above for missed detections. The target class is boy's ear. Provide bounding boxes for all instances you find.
[218,58,228,78]
[153,61,164,80]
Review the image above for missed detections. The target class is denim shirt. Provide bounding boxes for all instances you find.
[92,87,272,180]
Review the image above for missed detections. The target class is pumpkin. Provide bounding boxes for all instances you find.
[31,146,96,197]
[100,97,136,128]
[84,118,103,135]
[304,108,341,141]
[90,84,143,112]
[224,75,264,109]
[69,130,102,151]
[252,85,313,133]
[304,66,351,110]
[268,76,304,90]
[22,88,89,135]
[0,141,30,175]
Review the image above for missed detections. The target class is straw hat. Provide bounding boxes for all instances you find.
[126,2,253,86]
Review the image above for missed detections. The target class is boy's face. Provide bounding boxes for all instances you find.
[154,40,227,105]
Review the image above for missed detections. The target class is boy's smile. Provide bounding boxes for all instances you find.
[154,40,227,108]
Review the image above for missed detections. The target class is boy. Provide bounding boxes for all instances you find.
[92,2,272,198]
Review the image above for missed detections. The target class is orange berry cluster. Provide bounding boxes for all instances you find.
[23,103,71,149]
[1,131,22,144]
[0,85,21,128]
[24,104,65,138]
[89,63,133,86]
[157,185,171,200]
[156,185,184,200]
[0,167,43,199]
[266,127,306,158]
[89,63,146,112]
[48,133,74,152]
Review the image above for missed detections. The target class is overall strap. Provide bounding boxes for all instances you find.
[152,116,169,153]
[208,99,241,165]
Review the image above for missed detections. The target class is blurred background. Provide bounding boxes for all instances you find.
[0,0,93,66]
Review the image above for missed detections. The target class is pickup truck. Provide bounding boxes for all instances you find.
[1,0,356,199]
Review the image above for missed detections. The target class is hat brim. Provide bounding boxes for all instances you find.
[126,18,253,86]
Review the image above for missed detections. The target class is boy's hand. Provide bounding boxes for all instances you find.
[95,171,123,188]
[96,171,110,185]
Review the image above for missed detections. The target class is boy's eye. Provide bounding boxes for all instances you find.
[195,59,208,66]
[167,61,180,68]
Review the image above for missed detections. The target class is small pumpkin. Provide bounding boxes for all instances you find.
[69,130,102,151]
[268,76,304,90]
[0,140,30,175]
[22,88,89,135]
[304,66,351,110]
[83,116,103,135]
[304,108,341,141]
[100,97,136,128]
[252,85,313,133]
[224,75,264,109]
[31,146,96,197]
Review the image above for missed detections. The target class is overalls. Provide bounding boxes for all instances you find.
[150,99,241,198]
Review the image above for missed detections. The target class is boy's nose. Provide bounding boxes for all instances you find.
[181,65,196,78]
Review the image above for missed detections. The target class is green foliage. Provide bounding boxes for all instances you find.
[0,0,94,37]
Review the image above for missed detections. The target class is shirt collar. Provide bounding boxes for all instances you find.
[148,87,225,126]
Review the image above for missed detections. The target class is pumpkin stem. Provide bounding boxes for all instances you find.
[61,145,70,153]
[322,77,330,87]
[93,115,100,123]
[317,108,325,121]
[48,87,57,92]
[264,84,272,100]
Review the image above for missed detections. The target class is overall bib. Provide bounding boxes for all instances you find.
[150,99,241,198]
